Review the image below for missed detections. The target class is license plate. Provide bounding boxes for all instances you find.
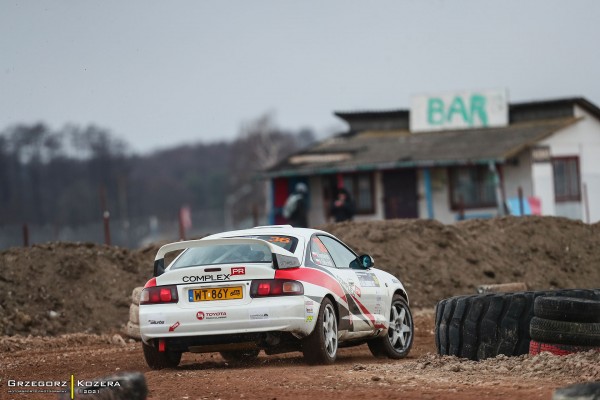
[188,286,243,302]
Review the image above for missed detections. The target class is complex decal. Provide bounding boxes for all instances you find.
[168,321,180,332]
[183,274,231,282]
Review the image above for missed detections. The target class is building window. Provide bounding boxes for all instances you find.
[342,172,375,214]
[552,157,580,202]
[449,166,496,209]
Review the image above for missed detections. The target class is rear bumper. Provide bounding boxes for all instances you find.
[139,295,314,344]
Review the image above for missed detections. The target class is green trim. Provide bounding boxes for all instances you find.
[261,158,504,179]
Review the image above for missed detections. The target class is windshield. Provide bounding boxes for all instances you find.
[170,242,271,270]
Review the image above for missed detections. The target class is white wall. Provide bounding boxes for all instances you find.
[537,105,600,222]
[503,151,534,200]
[531,162,556,216]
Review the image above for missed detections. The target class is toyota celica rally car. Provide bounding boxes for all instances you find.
[139,225,413,368]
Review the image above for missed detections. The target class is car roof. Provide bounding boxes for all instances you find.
[203,225,330,241]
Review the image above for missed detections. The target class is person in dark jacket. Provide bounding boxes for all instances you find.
[283,182,309,227]
[330,187,355,222]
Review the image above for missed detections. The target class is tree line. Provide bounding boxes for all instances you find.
[0,115,314,232]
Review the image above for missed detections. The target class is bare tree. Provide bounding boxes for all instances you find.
[227,113,315,227]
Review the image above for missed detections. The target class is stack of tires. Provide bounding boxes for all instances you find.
[529,296,600,355]
[124,287,143,340]
[435,288,600,361]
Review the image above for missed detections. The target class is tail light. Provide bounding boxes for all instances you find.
[250,279,303,298]
[140,285,179,305]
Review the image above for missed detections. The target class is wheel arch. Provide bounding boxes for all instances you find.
[394,289,409,304]
[324,293,340,324]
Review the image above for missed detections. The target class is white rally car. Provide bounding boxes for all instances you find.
[139,225,413,368]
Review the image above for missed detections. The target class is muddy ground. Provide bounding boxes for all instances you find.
[1,310,599,400]
[1,216,599,399]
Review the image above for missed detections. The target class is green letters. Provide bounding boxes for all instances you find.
[470,94,488,126]
[427,98,445,125]
[447,96,469,124]
[425,94,490,127]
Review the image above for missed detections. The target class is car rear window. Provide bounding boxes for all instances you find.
[170,242,272,270]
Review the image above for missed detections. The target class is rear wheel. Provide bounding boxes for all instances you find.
[219,349,260,363]
[302,298,338,365]
[142,342,182,370]
[368,295,413,359]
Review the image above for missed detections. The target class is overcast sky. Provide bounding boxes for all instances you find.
[1,1,599,153]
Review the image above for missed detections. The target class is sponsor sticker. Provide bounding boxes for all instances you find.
[197,311,227,320]
[249,308,270,320]
[305,316,314,323]
[355,271,381,287]
[168,321,180,332]
[231,267,246,276]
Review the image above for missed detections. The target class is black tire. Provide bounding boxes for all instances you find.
[368,295,414,359]
[530,317,600,346]
[534,296,600,323]
[142,342,182,369]
[434,288,600,360]
[220,349,260,363]
[302,297,338,365]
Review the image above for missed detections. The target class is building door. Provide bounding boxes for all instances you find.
[383,169,418,219]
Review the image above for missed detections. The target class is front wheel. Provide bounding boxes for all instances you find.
[302,297,338,364]
[368,295,413,359]
[142,342,182,370]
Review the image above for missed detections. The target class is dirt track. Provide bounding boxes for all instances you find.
[2,310,599,400]
[1,217,600,399]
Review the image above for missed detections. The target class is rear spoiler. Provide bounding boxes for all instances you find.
[153,238,301,277]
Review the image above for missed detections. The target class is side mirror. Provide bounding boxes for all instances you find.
[350,254,374,270]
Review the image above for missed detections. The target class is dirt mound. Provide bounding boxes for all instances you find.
[319,216,600,307]
[1,216,599,337]
[0,242,153,336]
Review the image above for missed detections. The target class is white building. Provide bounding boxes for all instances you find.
[265,95,600,225]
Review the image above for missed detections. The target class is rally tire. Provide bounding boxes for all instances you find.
[529,317,600,346]
[534,296,600,323]
[302,297,338,365]
[129,303,140,325]
[368,295,414,359]
[529,339,600,356]
[434,289,600,360]
[142,342,182,369]
[220,349,260,364]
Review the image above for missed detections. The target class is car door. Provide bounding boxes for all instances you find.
[316,235,383,332]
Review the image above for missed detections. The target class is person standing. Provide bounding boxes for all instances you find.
[283,182,309,227]
[330,187,355,222]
